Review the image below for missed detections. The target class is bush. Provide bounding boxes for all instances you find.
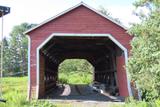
[123,97,160,107]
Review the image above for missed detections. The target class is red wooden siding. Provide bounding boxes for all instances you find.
[27,5,133,99]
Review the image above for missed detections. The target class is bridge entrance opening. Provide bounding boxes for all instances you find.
[38,36,125,101]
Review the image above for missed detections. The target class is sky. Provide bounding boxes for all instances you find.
[0,0,141,37]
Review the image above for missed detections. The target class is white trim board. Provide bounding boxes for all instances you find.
[24,2,127,34]
[27,35,31,100]
[35,33,132,99]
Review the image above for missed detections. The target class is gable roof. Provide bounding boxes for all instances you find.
[25,2,127,34]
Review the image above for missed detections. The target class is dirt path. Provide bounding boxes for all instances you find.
[45,84,124,102]
[43,84,125,106]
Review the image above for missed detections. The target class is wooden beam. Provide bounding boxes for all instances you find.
[43,42,55,53]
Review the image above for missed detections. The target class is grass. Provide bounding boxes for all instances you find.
[0,76,159,107]
[0,77,56,107]
[59,72,92,84]
[0,74,94,107]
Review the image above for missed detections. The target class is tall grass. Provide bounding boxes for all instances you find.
[59,72,92,84]
[0,77,55,107]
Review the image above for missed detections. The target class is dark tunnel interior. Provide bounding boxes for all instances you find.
[39,36,124,100]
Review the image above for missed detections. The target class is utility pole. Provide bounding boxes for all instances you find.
[0,5,10,103]
[0,6,10,78]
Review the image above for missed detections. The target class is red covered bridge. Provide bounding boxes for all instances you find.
[25,2,133,100]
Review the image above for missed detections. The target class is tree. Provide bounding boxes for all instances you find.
[127,0,160,100]
[59,59,93,74]
[9,23,36,75]
[0,38,11,75]
[2,38,11,74]
[1,23,36,76]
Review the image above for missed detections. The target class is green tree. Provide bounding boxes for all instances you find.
[128,0,160,100]
[2,38,11,74]
[59,59,93,74]
[3,23,36,76]
[0,38,11,75]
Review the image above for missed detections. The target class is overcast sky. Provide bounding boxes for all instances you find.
[0,0,140,37]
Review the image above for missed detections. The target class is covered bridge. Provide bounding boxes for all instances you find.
[25,2,133,100]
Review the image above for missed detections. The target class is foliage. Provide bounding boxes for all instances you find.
[58,59,93,84]
[59,59,93,73]
[134,0,160,9]
[127,0,160,100]
[1,38,11,74]
[123,97,160,107]
[0,23,36,76]
[9,23,36,75]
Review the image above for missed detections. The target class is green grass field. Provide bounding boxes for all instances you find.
[0,77,56,107]
[0,76,159,107]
